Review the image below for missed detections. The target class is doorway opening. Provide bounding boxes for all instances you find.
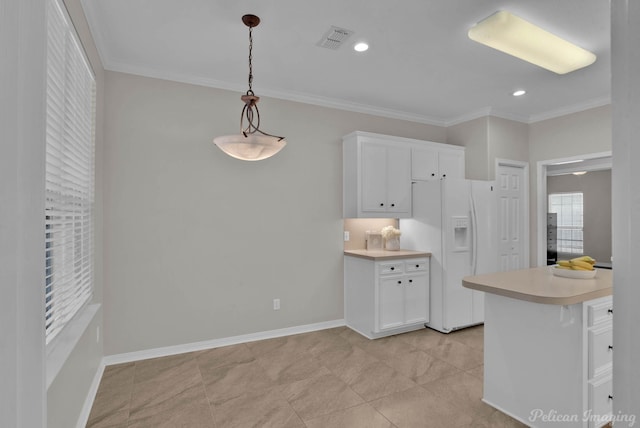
[536,152,612,267]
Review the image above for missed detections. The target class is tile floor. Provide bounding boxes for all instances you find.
[86,325,526,427]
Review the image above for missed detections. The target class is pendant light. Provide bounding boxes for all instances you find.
[213,14,286,161]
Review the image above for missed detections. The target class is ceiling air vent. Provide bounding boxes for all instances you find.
[317,26,353,50]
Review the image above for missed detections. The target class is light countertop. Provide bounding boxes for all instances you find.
[344,249,431,261]
[463,266,612,305]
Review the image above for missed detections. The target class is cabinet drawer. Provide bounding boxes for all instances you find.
[589,324,613,379]
[588,375,613,428]
[379,262,404,275]
[587,298,613,327]
[405,259,428,272]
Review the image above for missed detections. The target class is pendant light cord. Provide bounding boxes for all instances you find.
[247,26,254,95]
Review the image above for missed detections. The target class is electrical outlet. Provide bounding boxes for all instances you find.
[273,298,280,310]
[344,231,350,241]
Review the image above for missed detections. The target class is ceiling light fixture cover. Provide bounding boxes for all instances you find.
[468,10,596,75]
[354,42,369,52]
[213,14,286,161]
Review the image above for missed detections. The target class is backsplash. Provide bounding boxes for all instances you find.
[343,218,398,250]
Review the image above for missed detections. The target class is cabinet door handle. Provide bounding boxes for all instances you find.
[431,173,435,177]
[609,345,614,350]
[408,279,413,284]
[390,267,395,271]
[608,308,613,314]
[379,203,384,207]
[390,203,395,207]
[608,395,614,401]
[397,280,402,285]
[442,174,446,178]
[415,264,420,268]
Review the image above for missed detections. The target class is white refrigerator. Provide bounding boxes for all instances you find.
[400,179,497,333]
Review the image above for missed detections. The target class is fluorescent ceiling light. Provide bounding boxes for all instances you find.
[468,11,596,74]
[512,89,526,96]
[572,171,587,176]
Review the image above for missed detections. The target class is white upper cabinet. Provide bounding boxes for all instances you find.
[343,131,465,218]
[411,145,465,181]
[344,133,412,218]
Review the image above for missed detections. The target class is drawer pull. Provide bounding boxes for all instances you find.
[408,279,413,284]
[415,264,420,268]
[608,345,613,350]
[608,309,613,314]
[390,203,395,207]
[608,395,614,401]
[380,203,384,207]
[390,267,395,271]
[397,280,402,285]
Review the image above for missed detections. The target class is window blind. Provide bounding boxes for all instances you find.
[548,192,584,254]
[45,0,96,345]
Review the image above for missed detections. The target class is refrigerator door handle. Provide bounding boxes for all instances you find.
[470,193,478,275]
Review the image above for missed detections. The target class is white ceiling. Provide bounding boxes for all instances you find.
[80,0,611,126]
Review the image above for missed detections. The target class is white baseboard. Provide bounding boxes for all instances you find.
[75,358,105,428]
[103,318,346,366]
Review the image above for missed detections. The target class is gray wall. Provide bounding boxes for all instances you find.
[447,116,528,181]
[1,1,47,426]
[612,0,640,416]
[546,170,612,263]
[447,116,489,180]
[102,71,448,355]
[487,116,529,176]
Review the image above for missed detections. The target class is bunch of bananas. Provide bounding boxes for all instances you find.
[557,256,596,271]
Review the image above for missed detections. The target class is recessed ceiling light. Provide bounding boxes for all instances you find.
[468,10,596,74]
[354,42,369,52]
[512,89,526,97]
[572,171,587,176]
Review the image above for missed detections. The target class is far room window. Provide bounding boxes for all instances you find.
[548,192,583,254]
[45,0,96,345]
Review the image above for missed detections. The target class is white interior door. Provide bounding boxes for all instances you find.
[496,162,528,271]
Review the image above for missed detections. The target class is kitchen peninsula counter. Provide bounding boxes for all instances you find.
[344,249,431,261]
[463,266,612,305]
[462,266,613,427]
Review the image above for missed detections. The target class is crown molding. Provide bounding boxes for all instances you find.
[102,59,450,127]
[528,96,611,123]
[102,59,613,129]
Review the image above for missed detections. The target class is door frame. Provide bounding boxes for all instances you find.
[535,151,612,266]
[495,158,530,269]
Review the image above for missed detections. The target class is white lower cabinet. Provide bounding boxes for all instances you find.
[379,272,428,330]
[483,294,613,427]
[588,376,613,428]
[586,297,613,428]
[345,256,429,339]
